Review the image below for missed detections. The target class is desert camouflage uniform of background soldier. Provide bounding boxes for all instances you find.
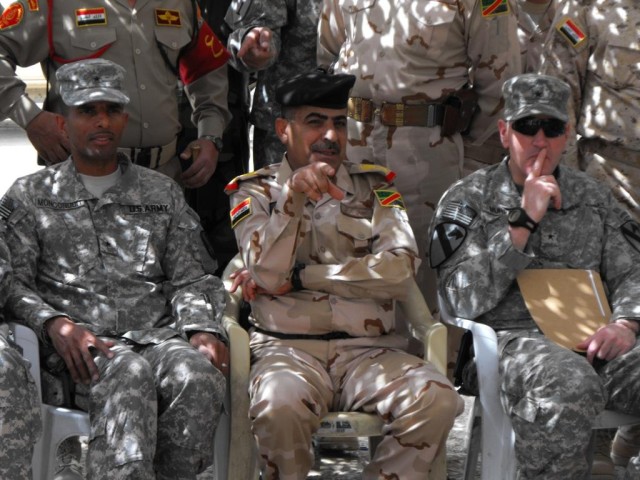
[226,69,463,480]
[432,74,640,479]
[226,0,323,169]
[0,217,42,479]
[539,0,640,470]
[318,0,520,384]
[539,0,640,221]
[3,59,228,480]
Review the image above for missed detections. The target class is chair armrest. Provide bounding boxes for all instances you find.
[8,322,43,400]
[397,279,447,375]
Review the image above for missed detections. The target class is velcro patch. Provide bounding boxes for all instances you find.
[430,222,467,268]
[0,195,15,221]
[621,221,640,254]
[230,197,252,228]
[557,17,586,47]
[76,8,107,27]
[440,201,476,227]
[481,0,509,17]
[155,8,181,26]
[0,3,24,30]
[374,190,406,210]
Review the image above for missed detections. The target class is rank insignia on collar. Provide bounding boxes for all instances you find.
[374,190,406,210]
[481,0,509,17]
[230,197,252,228]
[155,9,181,27]
[557,17,586,47]
[430,222,467,268]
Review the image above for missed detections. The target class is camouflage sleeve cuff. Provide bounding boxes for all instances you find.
[495,229,534,271]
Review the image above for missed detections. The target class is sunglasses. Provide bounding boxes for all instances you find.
[511,117,566,138]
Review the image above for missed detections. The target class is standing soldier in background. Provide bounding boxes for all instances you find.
[318,0,520,310]
[540,1,640,474]
[0,0,230,188]
[226,0,323,169]
[318,0,520,380]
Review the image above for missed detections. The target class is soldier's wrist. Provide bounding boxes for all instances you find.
[614,319,640,335]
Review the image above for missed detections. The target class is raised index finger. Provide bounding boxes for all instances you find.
[528,148,547,180]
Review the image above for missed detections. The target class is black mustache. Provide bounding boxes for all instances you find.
[311,141,340,154]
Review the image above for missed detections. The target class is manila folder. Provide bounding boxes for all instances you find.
[516,269,610,351]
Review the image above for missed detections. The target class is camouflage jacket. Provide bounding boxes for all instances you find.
[432,158,640,330]
[318,0,521,144]
[539,0,640,150]
[226,159,419,337]
[226,0,322,129]
[513,0,555,73]
[4,155,226,345]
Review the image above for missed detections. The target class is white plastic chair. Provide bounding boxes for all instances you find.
[220,254,449,479]
[438,296,640,479]
[9,322,90,480]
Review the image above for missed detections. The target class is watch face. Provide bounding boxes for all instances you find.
[508,209,521,223]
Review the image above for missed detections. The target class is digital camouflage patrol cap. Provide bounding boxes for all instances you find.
[276,69,356,109]
[502,74,570,123]
[56,59,130,107]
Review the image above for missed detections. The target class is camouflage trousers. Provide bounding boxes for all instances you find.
[578,138,640,222]
[347,120,463,310]
[0,331,42,479]
[57,337,225,480]
[249,336,464,480]
[499,332,640,479]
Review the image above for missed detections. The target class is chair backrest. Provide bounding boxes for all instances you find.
[220,254,448,479]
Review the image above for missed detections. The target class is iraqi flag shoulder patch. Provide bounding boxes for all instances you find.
[230,197,252,228]
[557,17,586,47]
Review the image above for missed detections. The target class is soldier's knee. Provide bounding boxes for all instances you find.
[417,383,463,421]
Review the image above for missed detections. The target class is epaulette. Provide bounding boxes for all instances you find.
[347,163,396,183]
[224,166,275,193]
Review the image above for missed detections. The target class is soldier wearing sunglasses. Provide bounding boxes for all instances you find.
[431,74,640,479]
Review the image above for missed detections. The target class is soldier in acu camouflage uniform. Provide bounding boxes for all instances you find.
[3,59,229,480]
[431,74,640,479]
[226,0,323,169]
[0,225,42,479]
[539,0,640,221]
[226,69,463,480]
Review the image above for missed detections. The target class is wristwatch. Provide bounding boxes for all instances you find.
[200,135,224,152]
[507,208,538,233]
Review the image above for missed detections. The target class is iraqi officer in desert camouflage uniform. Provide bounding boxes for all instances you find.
[539,0,640,221]
[226,0,323,169]
[225,69,463,480]
[318,0,520,311]
[431,74,640,478]
[3,59,228,480]
[0,0,230,188]
[0,223,42,479]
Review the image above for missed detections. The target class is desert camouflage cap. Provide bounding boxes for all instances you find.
[502,74,570,122]
[56,59,130,107]
[276,68,356,109]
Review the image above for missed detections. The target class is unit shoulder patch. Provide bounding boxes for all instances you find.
[430,222,467,268]
[374,190,406,210]
[0,3,24,30]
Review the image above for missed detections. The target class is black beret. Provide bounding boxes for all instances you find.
[275,69,356,109]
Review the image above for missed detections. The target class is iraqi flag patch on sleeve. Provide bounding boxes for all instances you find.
[230,197,252,228]
[374,190,406,210]
[557,17,586,47]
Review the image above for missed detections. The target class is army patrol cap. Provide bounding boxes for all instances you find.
[502,74,570,123]
[56,59,130,107]
[276,69,356,109]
